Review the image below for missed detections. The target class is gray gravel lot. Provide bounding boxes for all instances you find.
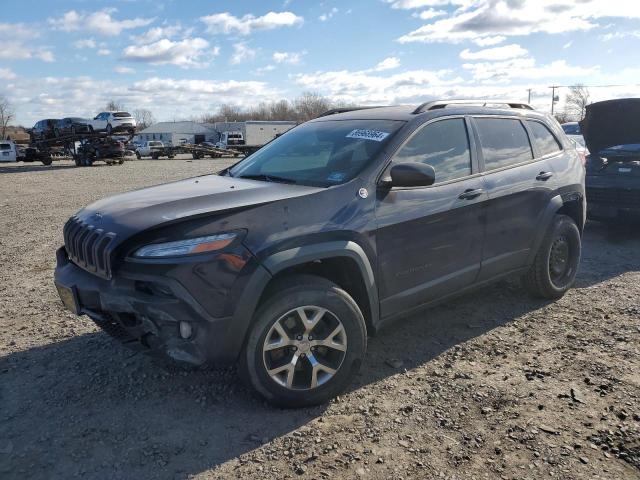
[1,158,639,479]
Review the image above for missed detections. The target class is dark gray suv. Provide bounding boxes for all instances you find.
[54,100,585,407]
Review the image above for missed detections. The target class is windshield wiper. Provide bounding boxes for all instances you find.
[237,174,297,184]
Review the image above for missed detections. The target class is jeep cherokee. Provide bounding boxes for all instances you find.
[54,100,585,407]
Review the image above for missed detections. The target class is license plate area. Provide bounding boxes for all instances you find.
[55,283,80,314]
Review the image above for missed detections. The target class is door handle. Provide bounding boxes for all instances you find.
[458,188,484,200]
[536,171,554,181]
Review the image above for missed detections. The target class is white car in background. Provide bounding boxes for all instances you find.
[90,111,137,135]
[0,140,18,162]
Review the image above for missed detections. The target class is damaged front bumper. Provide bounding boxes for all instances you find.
[54,247,235,365]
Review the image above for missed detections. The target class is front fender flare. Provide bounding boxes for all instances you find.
[223,241,379,364]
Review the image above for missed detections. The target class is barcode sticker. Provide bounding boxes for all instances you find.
[346,129,390,142]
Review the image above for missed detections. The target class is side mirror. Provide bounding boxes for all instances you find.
[385,162,436,188]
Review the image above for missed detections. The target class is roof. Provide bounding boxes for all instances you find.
[310,103,548,123]
[139,121,215,134]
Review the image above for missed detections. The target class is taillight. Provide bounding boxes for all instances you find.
[578,150,586,166]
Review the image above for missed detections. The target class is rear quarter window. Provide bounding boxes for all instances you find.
[526,121,562,157]
[0,143,11,150]
[475,118,533,170]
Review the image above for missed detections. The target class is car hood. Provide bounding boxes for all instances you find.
[75,174,323,240]
[580,98,640,155]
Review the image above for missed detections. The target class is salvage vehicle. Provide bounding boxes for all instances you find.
[54,100,585,407]
[29,119,59,141]
[581,98,640,222]
[54,117,92,137]
[90,111,137,135]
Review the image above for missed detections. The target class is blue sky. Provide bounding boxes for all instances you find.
[2,0,640,125]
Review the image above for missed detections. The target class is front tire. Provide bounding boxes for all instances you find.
[523,214,581,299]
[240,275,367,408]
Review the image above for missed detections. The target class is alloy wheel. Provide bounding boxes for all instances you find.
[262,306,347,391]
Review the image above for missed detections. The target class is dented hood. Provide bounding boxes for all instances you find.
[75,174,322,239]
[580,98,640,156]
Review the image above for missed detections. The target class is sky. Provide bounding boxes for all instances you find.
[2,0,640,126]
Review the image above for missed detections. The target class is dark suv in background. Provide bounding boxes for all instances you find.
[30,119,59,141]
[54,100,585,407]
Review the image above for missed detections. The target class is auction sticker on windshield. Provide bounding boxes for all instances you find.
[346,129,390,142]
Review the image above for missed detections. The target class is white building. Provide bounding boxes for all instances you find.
[136,121,217,145]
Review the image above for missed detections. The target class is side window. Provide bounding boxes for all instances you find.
[393,118,471,184]
[475,118,533,170]
[526,121,562,157]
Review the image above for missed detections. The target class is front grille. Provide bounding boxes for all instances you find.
[63,215,116,279]
[587,187,640,208]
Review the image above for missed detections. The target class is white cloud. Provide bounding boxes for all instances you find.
[473,35,506,46]
[122,37,214,67]
[252,65,276,75]
[201,11,303,35]
[563,41,573,49]
[413,9,447,20]
[74,38,97,49]
[97,49,111,56]
[114,66,135,74]
[272,51,305,64]
[397,0,640,44]
[462,57,599,83]
[294,62,463,105]
[0,68,16,80]
[48,9,154,36]
[0,22,36,40]
[600,30,640,41]
[0,41,54,62]
[460,43,528,61]
[131,24,188,44]
[386,0,467,9]
[375,57,401,71]
[319,8,338,22]
[230,43,257,64]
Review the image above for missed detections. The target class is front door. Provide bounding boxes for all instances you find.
[375,117,486,319]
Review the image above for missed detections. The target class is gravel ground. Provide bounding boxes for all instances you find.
[1,158,639,480]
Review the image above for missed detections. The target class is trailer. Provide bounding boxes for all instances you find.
[24,131,133,166]
[181,143,242,160]
[214,120,296,155]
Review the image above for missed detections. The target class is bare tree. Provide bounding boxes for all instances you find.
[564,84,590,121]
[294,92,333,122]
[104,99,126,112]
[133,109,156,130]
[0,96,14,139]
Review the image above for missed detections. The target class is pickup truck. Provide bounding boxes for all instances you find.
[135,141,174,159]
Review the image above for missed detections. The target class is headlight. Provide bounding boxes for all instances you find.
[133,233,237,258]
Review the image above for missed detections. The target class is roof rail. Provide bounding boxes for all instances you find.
[317,106,390,118]
[412,100,534,115]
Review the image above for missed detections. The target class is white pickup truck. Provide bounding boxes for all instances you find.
[135,141,173,159]
[0,140,18,162]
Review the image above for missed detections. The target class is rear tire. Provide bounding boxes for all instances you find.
[523,214,581,299]
[240,275,367,408]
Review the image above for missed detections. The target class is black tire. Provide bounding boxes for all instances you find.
[41,156,52,166]
[240,274,367,408]
[136,151,141,159]
[523,214,581,299]
[89,126,94,133]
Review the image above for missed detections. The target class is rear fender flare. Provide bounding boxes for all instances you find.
[526,194,564,265]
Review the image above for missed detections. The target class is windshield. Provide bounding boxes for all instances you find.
[0,143,11,150]
[229,119,404,187]
[114,112,132,118]
[562,123,581,135]
[148,141,162,146]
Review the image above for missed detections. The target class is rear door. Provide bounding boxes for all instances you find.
[473,116,559,280]
[375,116,487,318]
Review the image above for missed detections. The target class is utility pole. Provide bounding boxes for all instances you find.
[527,88,532,104]
[549,85,560,115]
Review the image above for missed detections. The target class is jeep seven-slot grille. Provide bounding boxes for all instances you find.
[587,187,640,208]
[63,215,116,279]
